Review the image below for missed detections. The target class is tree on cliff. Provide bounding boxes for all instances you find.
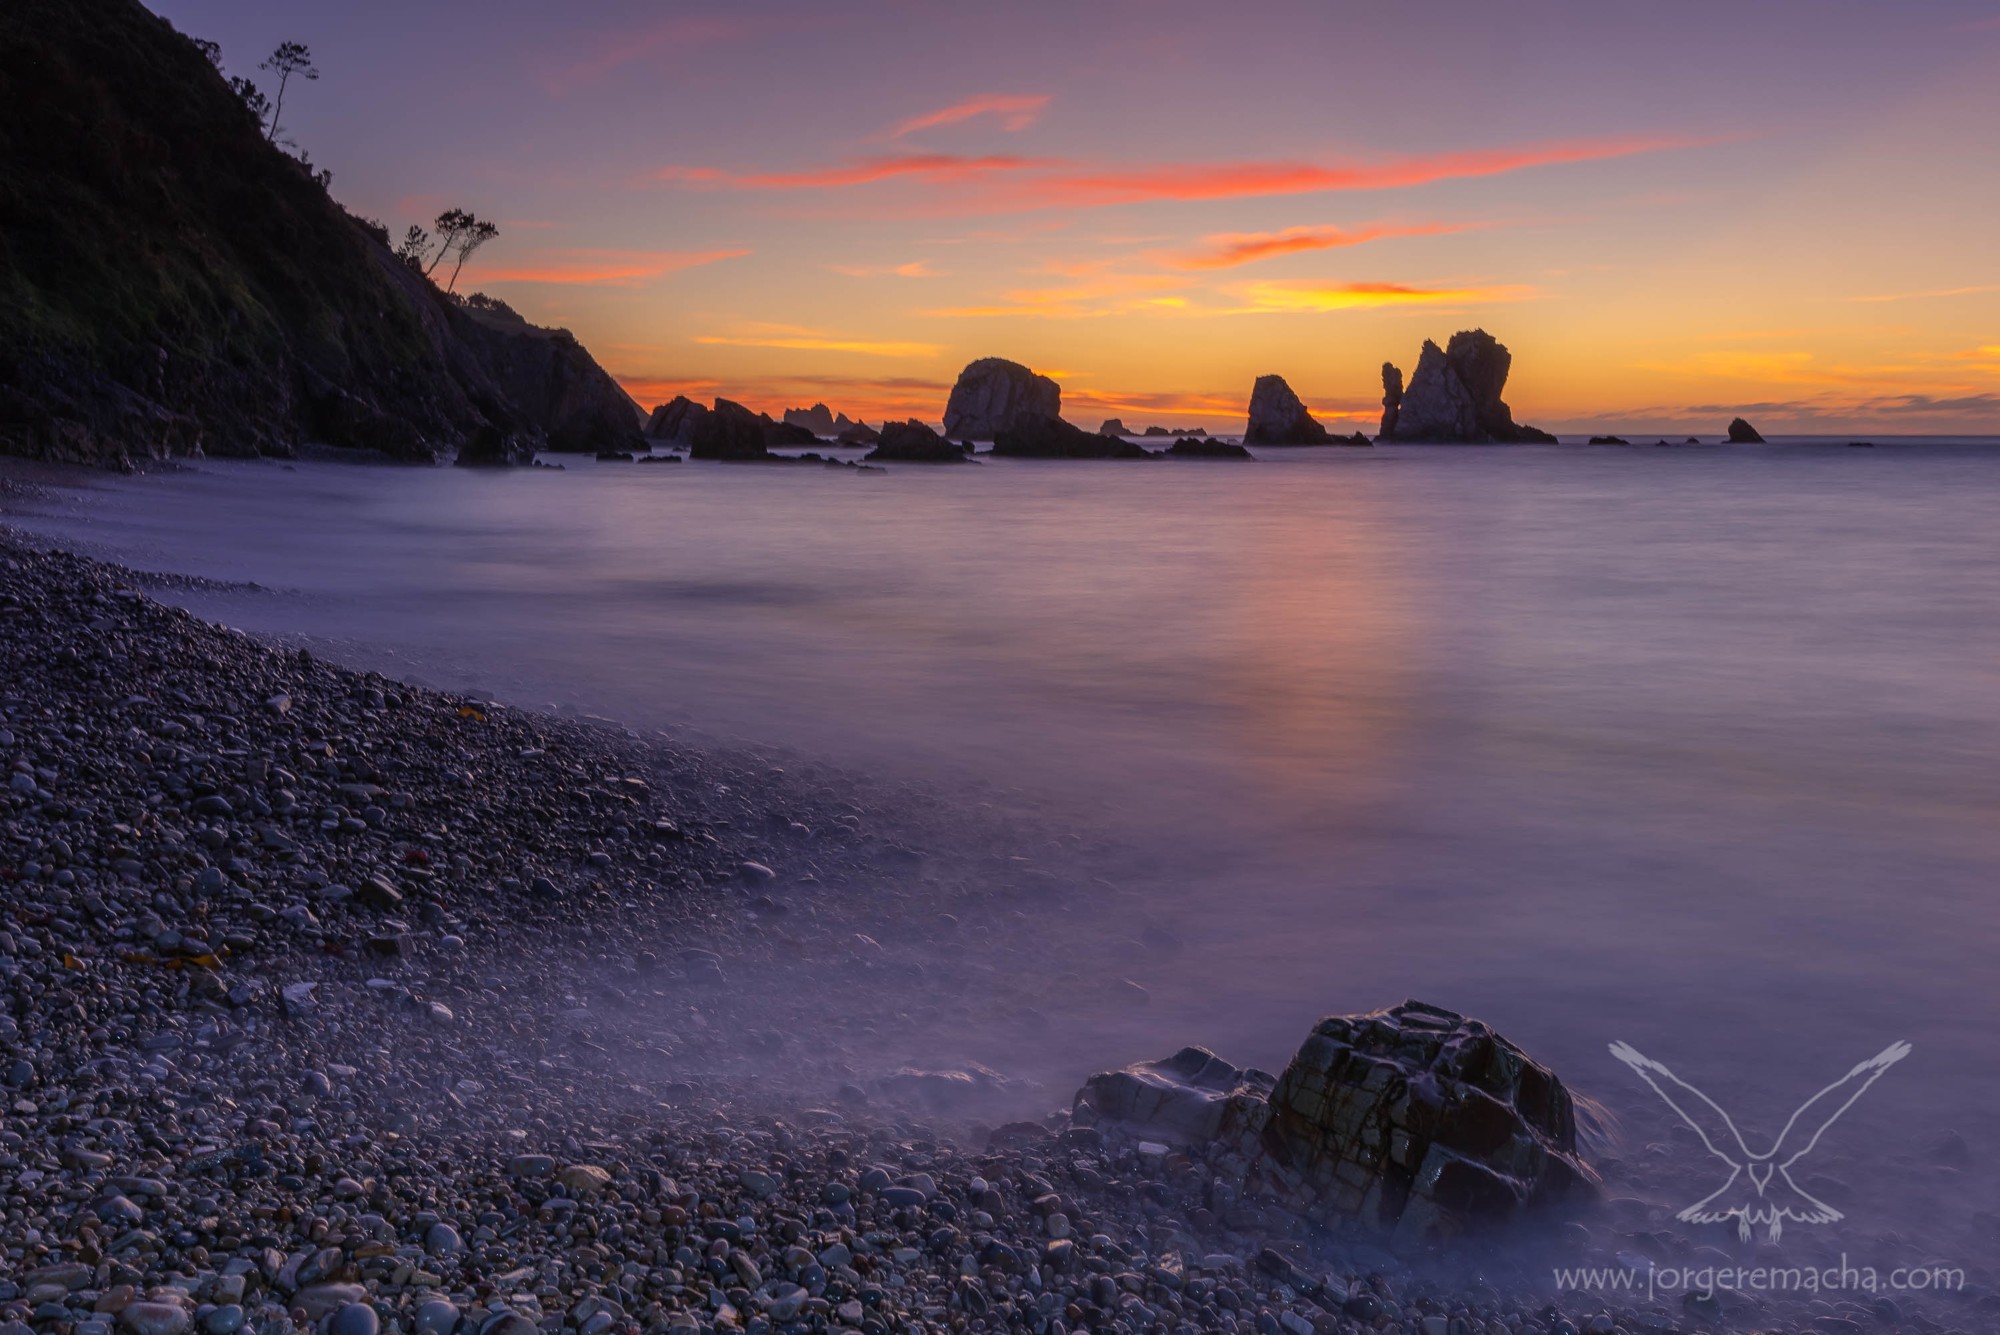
[258,41,318,143]
[396,210,501,293]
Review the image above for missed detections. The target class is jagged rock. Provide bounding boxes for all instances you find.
[864,420,969,463]
[1726,417,1765,443]
[1379,330,1556,443]
[447,301,644,454]
[782,403,837,435]
[1075,999,1597,1251]
[992,414,1154,459]
[1243,375,1333,445]
[1587,435,1630,446]
[1077,1048,1275,1142]
[645,395,709,443]
[835,420,880,446]
[453,426,538,468]
[1097,418,1132,436]
[758,413,818,446]
[688,399,771,460]
[943,358,1060,439]
[1165,437,1253,459]
[1379,363,1404,438]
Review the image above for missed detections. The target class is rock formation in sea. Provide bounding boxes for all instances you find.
[834,420,881,446]
[1242,375,1335,445]
[863,420,971,463]
[1727,416,1766,443]
[0,0,642,466]
[688,399,773,461]
[1165,437,1253,459]
[1378,330,1557,443]
[1096,418,1132,436]
[942,358,1061,440]
[781,403,838,435]
[1588,435,1630,445]
[757,412,818,447]
[645,395,709,443]
[991,414,1154,459]
[1075,1000,1597,1251]
[1379,363,1405,438]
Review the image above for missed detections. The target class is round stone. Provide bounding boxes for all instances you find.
[330,1305,379,1335]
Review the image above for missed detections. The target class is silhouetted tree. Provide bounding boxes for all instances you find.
[228,76,270,127]
[396,225,432,270]
[258,41,318,142]
[191,37,222,67]
[395,210,501,291]
[442,216,500,293]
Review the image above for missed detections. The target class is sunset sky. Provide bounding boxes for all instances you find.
[158,0,2000,434]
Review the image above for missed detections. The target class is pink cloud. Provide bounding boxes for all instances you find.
[884,94,1051,140]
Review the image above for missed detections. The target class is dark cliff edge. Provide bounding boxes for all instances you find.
[0,0,641,466]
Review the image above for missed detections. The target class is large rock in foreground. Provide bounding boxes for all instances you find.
[943,358,1060,440]
[1074,1000,1596,1251]
[992,414,1153,459]
[1242,375,1334,445]
[1379,330,1556,443]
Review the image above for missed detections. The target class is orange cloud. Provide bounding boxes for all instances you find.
[1232,280,1533,313]
[1168,221,1485,270]
[885,94,1050,140]
[1848,284,2000,303]
[660,154,1058,190]
[925,273,1189,319]
[1010,135,1713,208]
[692,334,944,358]
[471,248,749,287]
[658,133,1715,215]
[828,261,940,278]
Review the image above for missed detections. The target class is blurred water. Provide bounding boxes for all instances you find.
[8,440,1998,1260]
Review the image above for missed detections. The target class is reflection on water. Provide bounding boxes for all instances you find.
[8,442,1999,1260]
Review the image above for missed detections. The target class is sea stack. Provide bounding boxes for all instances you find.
[687,398,772,460]
[1726,417,1766,443]
[1243,375,1336,445]
[645,395,709,443]
[942,358,1061,440]
[781,403,838,435]
[1378,330,1556,443]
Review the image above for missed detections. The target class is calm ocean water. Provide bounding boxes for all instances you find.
[8,437,1998,1265]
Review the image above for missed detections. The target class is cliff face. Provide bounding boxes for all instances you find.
[0,0,639,465]
[942,359,1060,440]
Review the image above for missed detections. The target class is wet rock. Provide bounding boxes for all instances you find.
[863,420,969,463]
[1077,1046,1275,1142]
[1166,436,1253,459]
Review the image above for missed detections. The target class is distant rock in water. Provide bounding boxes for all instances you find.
[835,420,881,446]
[1242,375,1335,445]
[1165,436,1252,459]
[1097,418,1132,436]
[1379,330,1556,443]
[864,420,969,463]
[1587,435,1630,446]
[1379,362,1405,438]
[758,412,818,447]
[943,358,1061,440]
[1726,416,1766,443]
[0,0,641,465]
[688,399,772,460]
[645,395,709,443]
[1075,1000,1598,1251]
[992,414,1154,459]
[782,402,838,435]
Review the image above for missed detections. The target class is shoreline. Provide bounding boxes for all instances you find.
[0,525,1945,1335]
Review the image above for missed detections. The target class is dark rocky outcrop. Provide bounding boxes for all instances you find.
[1587,435,1630,446]
[645,395,709,443]
[943,358,1060,440]
[758,413,818,447]
[1379,330,1555,443]
[1243,375,1334,445]
[863,420,970,463]
[991,414,1153,459]
[1096,418,1132,437]
[1165,437,1253,459]
[781,402,837,435]
[1726,417,1765,443]
[687,399,772,461]
[835,420,880,446]
[0,0,640,466]
[1075,1000,1598,1252]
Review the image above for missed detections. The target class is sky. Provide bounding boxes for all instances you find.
[154,0,2000,434]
